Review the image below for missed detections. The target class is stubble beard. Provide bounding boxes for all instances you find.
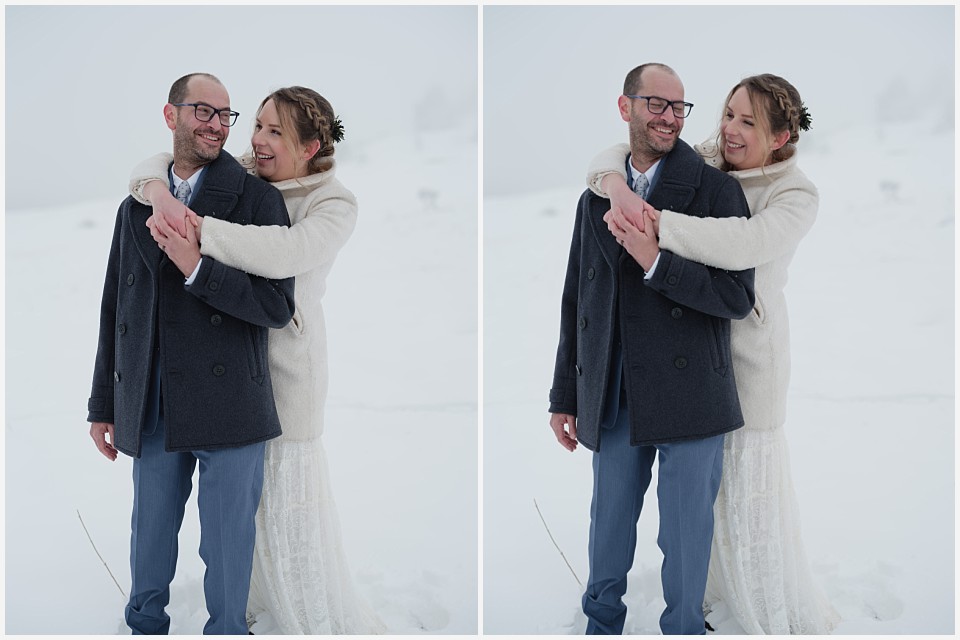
[628,117,678,168]
[173,122,223,174]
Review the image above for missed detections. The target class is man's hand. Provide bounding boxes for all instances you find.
[605,207,660,272]
[549,413,578,452]
[90,422,118,461]
[149,211,202,278]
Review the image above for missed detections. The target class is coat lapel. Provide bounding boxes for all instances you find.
[127,202,164,275]
[586,195,624,269]
[647,140,701,215]
[190,151,243,222]
[126,149,244,275]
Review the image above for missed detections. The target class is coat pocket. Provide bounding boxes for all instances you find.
[246,325,266,385]
[752,292,767,325]
[290,306,305,335]
[708,317,730,377]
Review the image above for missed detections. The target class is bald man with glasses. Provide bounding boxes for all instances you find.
[548,63,755,635]
[87,72,295,634]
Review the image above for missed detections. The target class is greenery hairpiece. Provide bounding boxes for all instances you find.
[331,116,345,143]
[798,103,813,132]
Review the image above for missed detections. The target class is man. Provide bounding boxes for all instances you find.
[548,63,755,635]
[87,72,295,634]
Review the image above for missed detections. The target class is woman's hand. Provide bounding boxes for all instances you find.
[148,210,202,278]
[604,206,660,272]
[602,173,649,232]
[143,180,200,238]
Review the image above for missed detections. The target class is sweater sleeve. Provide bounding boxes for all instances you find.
[129,153,174,205]
[658,178,819,271]
[200,181,358,280]
[586,143,631,196]
[129,152,257,204]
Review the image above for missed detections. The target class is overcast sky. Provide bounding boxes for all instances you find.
[484,4,954,197]
[4,5,954,209]
[5,5,478,211]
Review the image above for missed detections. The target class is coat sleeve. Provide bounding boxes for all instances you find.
[87,205,123,424]
[549,192,586,415]
[186,185,296,329]
[199,181,358,279]
[128,153,174,205]
[586,143,631,196]
[644,178,756,320]
[657,178,819,271]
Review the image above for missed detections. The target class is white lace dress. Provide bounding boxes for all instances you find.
[247,436,385,634]
[587,142,840,634]
[705,427,838,633]
[130,154,386,634]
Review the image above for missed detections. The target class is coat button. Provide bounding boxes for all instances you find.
[671,308,683,319]
[210,314,222,326]
[576,364,582,376]
[667,275,679,286]
[213,364,226,376]
[118,323,127,335]
[674,357,687,369]
[114,371,121,382]
[587,267,595,280]
[126,274,135,286]
[208,281,220,292]
[579,317,588,329]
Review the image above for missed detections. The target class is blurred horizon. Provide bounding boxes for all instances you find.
[5,5,478,211]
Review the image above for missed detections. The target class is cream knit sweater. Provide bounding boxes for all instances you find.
[131,153,357,441]
[587,141,818,431]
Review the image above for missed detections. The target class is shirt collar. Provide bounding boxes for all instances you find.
[626,154,662,193]
[169,166,204,193]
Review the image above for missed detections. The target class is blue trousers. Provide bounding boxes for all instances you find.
[125,416,266,635]
[583,396,724,635]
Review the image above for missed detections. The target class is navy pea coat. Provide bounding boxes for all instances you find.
[549,139,755,451]
[87,150,296,457]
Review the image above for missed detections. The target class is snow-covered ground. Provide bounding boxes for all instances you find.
[483,115,955,634]
[4,124,479,635]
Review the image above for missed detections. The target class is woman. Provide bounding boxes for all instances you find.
[130,86,386,635]
[588,74,839,634]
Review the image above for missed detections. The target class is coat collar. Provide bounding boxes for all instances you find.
[587,138,704,269]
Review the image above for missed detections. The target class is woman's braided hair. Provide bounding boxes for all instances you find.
[720,74,812,169]
[258,86,343,176]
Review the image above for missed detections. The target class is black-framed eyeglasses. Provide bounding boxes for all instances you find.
[624,95,694,119]
[172,102,240,127]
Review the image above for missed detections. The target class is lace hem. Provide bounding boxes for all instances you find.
[705,427,841,634]
[247,437,386,634]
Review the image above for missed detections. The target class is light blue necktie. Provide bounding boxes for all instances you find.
[632,172,649,200]
[174,180,191,205]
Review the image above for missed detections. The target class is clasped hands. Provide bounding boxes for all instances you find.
[604,197,661,273]
[144,184,203,278]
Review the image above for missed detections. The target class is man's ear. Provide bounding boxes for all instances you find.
[163,104,177,132]
[618,95,632,123]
